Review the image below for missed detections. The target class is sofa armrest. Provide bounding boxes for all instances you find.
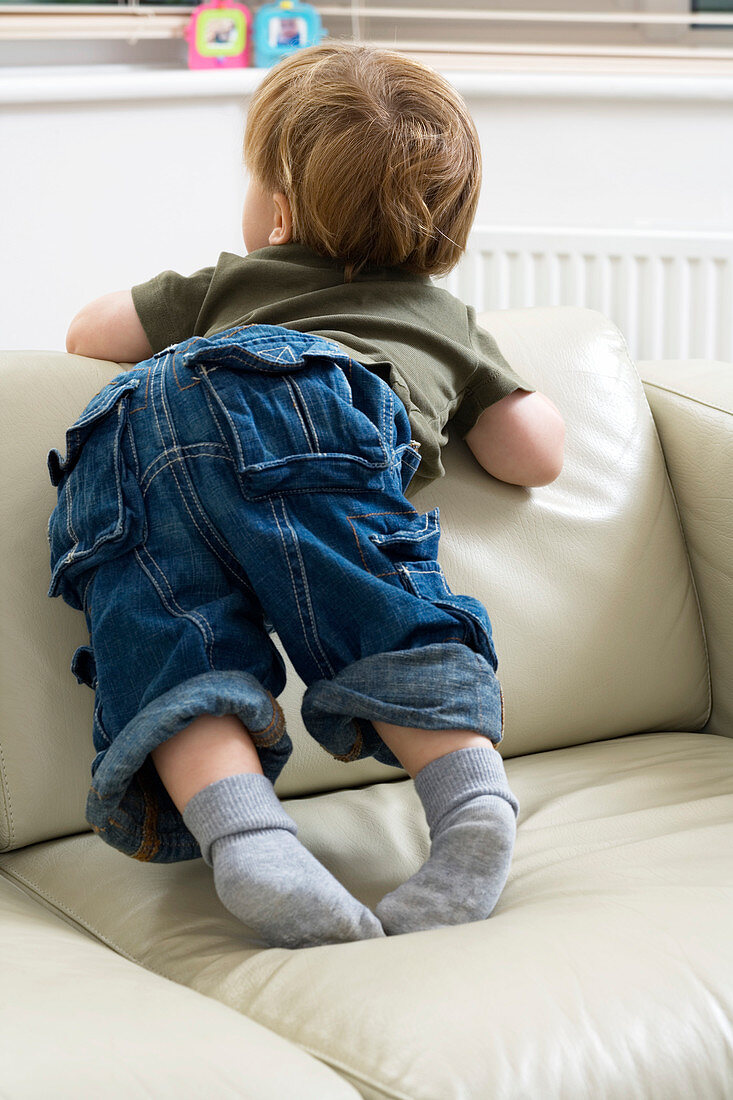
[637,359,733,738]
[0,873,360,1099]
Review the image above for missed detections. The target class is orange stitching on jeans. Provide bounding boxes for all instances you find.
[130,365,151,413]
[132,772,161,863]
[171,339,212,383]
[260,692,281,733]
[173,362,201,391]
[346,509,415,576]
[250,719,284,748]
[346,511,372,572]
[161,340,201,391]
[328,719,364,763]
[248,693,286,749]
[250,730,282,749]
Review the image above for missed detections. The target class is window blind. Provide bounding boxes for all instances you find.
[2,0,733,59]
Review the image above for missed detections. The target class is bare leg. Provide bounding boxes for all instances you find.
[151,713,263,814]
[371,720,493,778]
[150,715,494,812]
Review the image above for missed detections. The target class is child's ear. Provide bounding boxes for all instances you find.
[269,193,293,246]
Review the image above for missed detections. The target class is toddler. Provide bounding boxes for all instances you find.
[51,42,565,949]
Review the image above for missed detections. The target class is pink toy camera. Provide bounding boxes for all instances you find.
[185,0,252,69]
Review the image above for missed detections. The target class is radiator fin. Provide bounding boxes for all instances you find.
[439,230,733,363]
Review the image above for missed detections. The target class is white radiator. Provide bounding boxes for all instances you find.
[440,228,733,363]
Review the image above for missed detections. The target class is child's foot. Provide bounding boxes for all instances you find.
[375,746,519,935]
[183,773,385,949]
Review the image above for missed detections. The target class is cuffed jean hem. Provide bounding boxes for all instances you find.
[300,642,504,771]
[86,670,291,863]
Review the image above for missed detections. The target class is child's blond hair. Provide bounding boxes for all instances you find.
[243,41,482,280]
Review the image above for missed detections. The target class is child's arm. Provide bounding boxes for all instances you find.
[464,389,565,488]
[66,290,153,363]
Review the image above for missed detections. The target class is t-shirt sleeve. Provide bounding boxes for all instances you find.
[450,307,537,438]
[131,265,216,353]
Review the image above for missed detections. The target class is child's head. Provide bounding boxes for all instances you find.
[242,41,482,279]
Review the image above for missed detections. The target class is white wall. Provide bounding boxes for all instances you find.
[1,75,251,350]
[2,67,733,355]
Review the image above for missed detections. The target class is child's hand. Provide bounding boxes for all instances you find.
[66,290,153,364]
[464,389,565,487]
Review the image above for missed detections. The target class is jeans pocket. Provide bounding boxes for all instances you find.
[369,505,442,560]
[47,376,147,610]
[369,507,499,671]
[177,327,392,497]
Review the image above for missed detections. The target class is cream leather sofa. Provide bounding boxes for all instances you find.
[1,308,732,1099]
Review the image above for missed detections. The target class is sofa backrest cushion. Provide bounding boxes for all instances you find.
[0,309,709,851]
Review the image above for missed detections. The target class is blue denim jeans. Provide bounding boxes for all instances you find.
[47,325,504,863]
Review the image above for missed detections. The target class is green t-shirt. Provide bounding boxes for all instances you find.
[131,243,535,496]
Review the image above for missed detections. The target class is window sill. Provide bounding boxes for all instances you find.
[3,58,733,106]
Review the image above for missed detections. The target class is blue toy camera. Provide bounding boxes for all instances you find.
[253,0,325,68]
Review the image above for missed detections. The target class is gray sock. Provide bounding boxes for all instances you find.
[375,746,519,935]
[182,773,385,949]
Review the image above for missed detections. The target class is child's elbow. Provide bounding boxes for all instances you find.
[524,453,564,487]
[65,318,84,355]
[522,413,566,487]
[66,307,98,356]
[64,290,152,363]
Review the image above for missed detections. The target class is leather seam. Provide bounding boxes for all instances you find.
[0,862,168,978]
[284,1041,414,1100]
[641,379,733,419]
[0,733,13,849]
[623,350,713,728]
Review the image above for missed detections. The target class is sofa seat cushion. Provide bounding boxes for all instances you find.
[0,878,361,1100]
[1,731,732,1100]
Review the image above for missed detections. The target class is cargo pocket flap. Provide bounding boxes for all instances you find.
[71,645,97,688]
[369,507,441,560]
[48,376,142,486]
[47,377,146,610]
